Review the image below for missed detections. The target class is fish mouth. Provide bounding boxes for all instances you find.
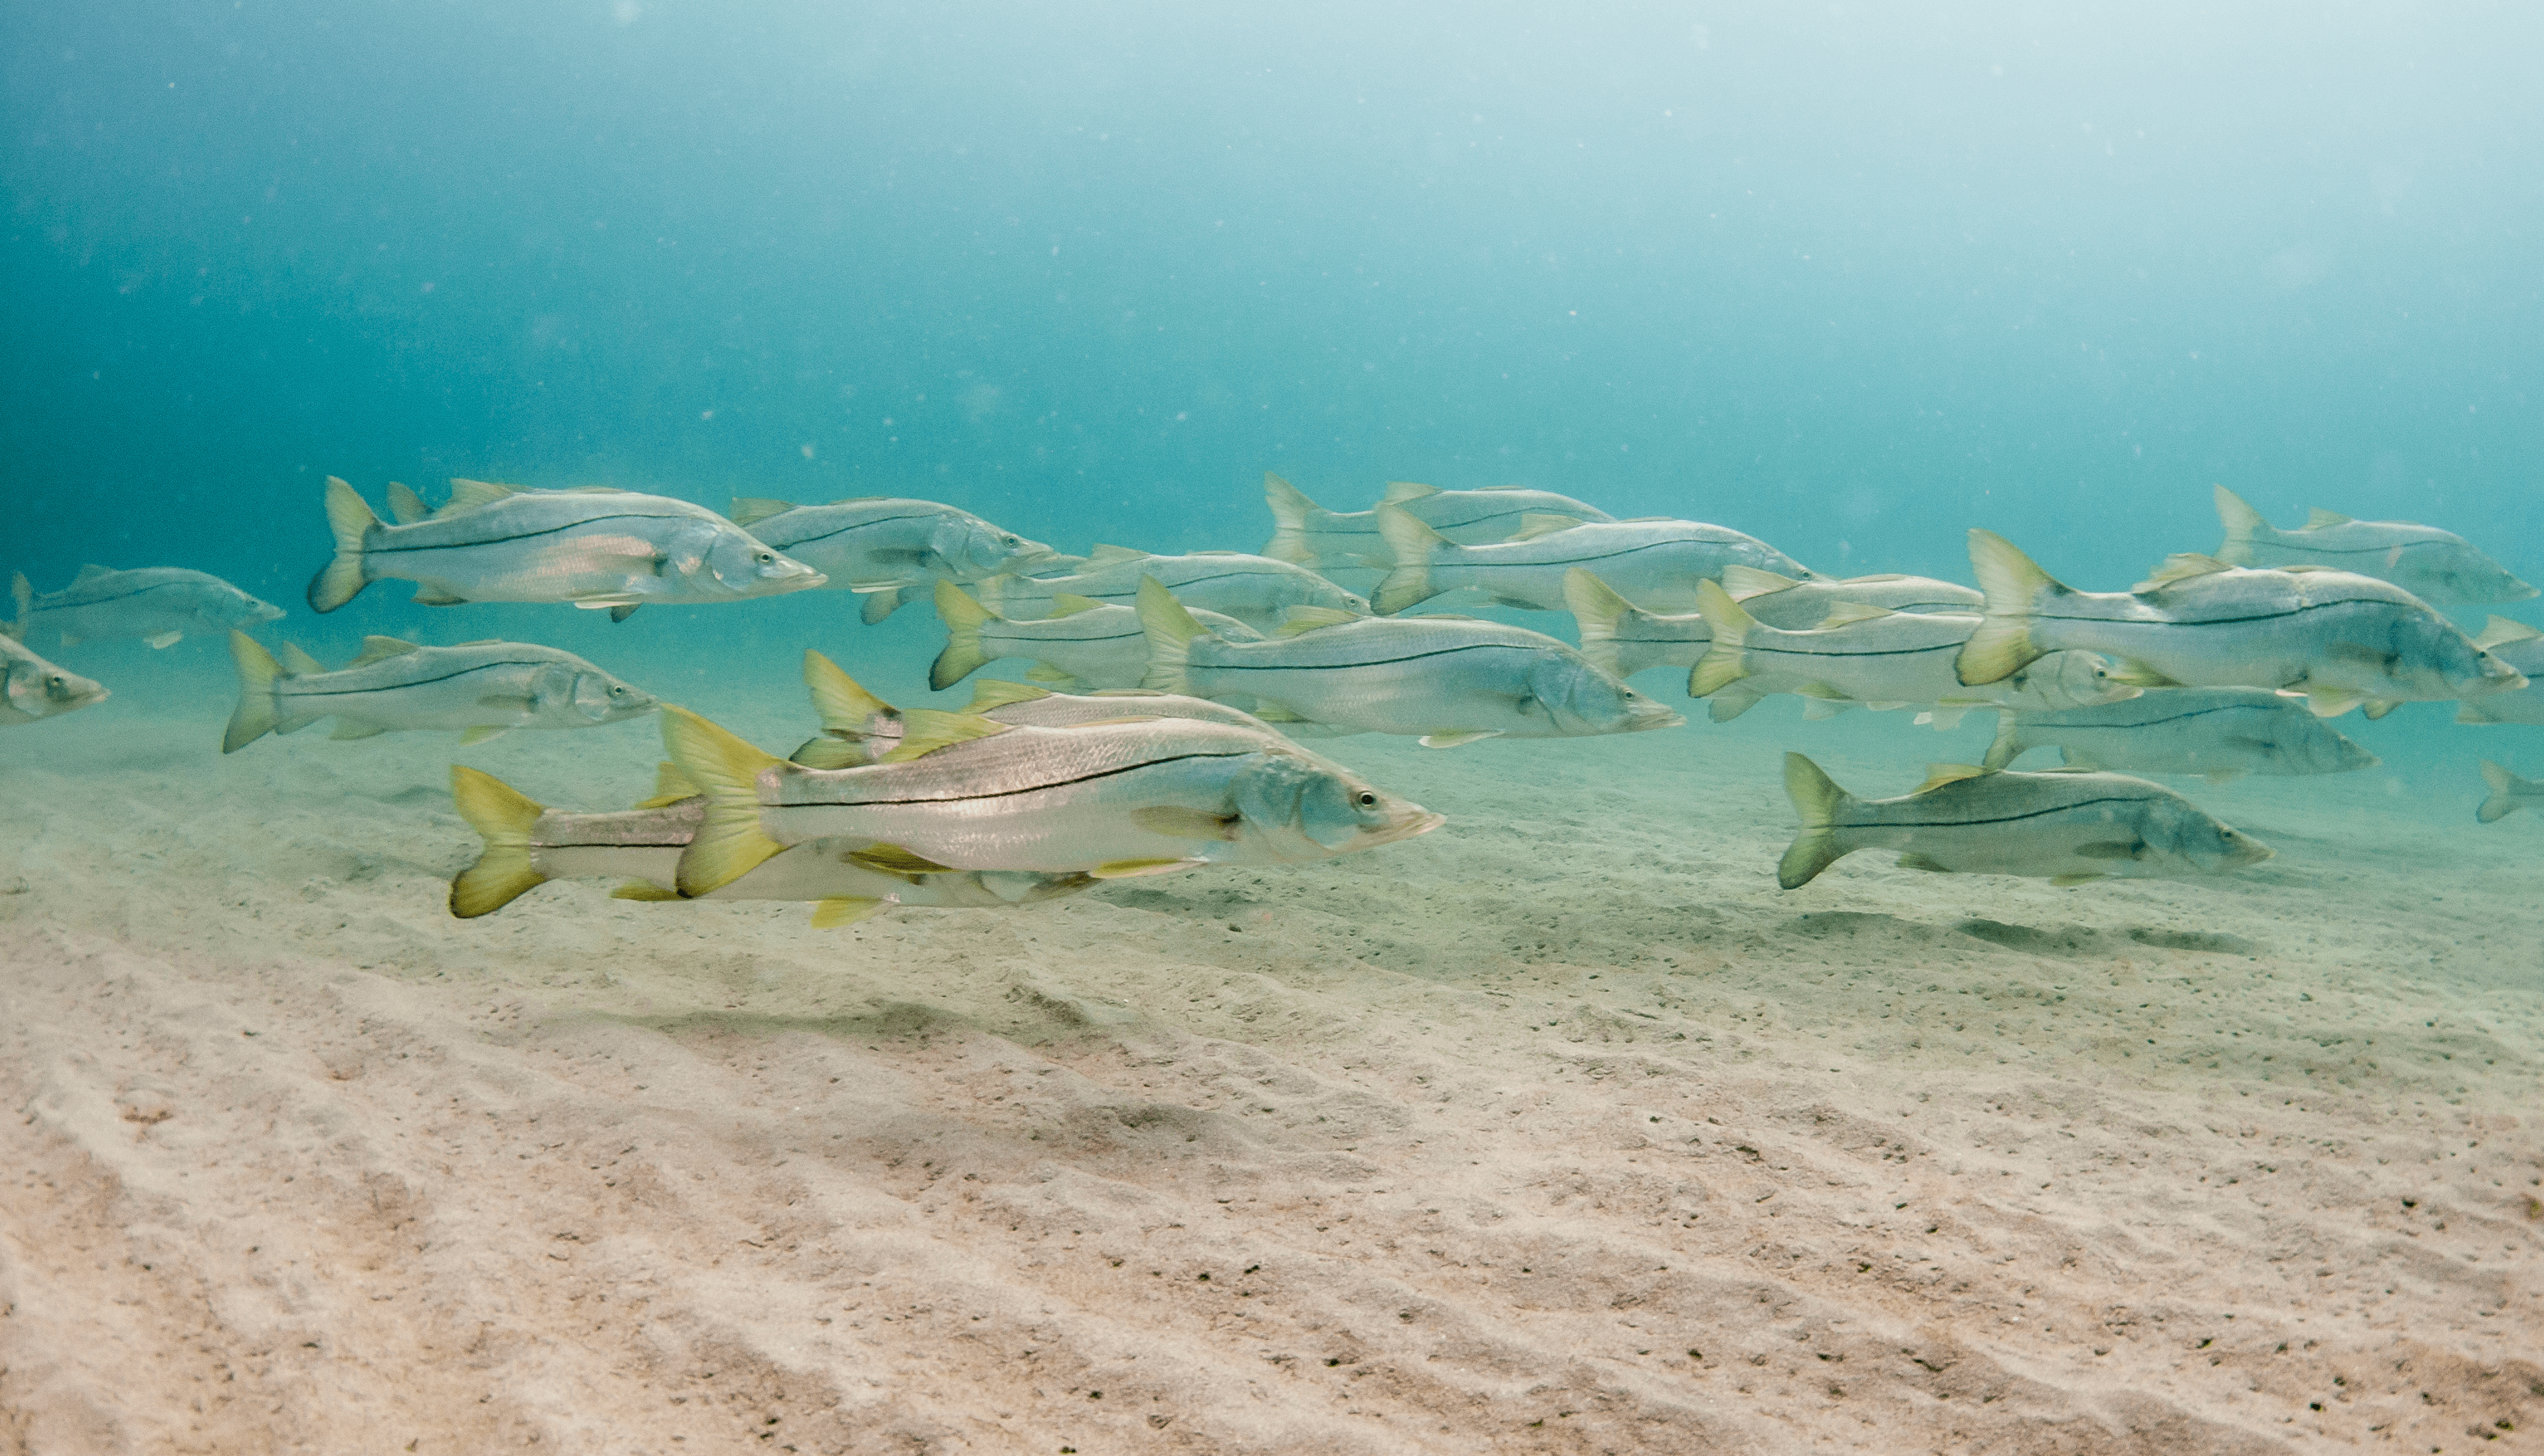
[1622,703,1687,733]
[1361,808,1447,848]
[2502,577,2541,601]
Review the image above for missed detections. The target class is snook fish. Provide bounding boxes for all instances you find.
[1262,475,1614,570]
[1984,687,2379,781]
[974,547,1367,631]
[1776,755,2274,889]
[0,632,109,725]
[662,706,1442,896]
[2476,762,2544,824]
[447,764,1096,925]
[12,566,280,648]
[787,650,1276,769]
[1955,532,2525,717]
[223,632,657,752]
[1717,566,1984,627]
[1688,580,2137,725]
[728,496,1055,624]
[2454,617,2544,725]
[1562,569,1982,679]
[308,477,823,618]
[1138,577,1681,747]
[931,580,1263,691]
[1374,506,1812,615]
[2214,486,2534,606]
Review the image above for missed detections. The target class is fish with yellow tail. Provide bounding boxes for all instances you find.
[1373,506,1811,615]
[789,649,1278,768]
[1776,754,2274,889]
[2213,485,2533,606]
[13,566,279,649]
[2475,762,2544,824]
[223,632,657,752]
[446,764,1098,926]
[1953,530,2524,717]
[1261,474,1615,570]
[724,496,1055,624]
[930,580,1263,692]
[972,547,1365,632]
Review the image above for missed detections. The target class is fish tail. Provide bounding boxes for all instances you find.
[220,631,289,753]
[860,586,906,624]
[1776,752,1858,888]
[307,476,378,612]
[1560,568,1633,676]
[1135,576,1215,693]
[1688,579,1754,699]
[1373,504,1448,614]
[6,572,30,640]
[661,706,788,897]
[1982,710,2024,770]
[930,580,1000,690]
[634,760,703,809]
[1262,473,1322,566]
[2212,485,2265,564]
[1957,530,2060,686]
[448,765,549,917]
[804,649,901,744]
[2477,760,2533,823]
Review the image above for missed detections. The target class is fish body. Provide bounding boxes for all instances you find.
[727,496,1054,623]
[974,548,1365,632]
[662,708,1442,894]
[2214,485,2534,606]
[1956,532,2524,716]
[1374,506,1811,615]
[930,581,1262,691]
[1262,474,1614,570]
[2477,762,2544,823]
[2453,617,2544,725]
[1985,687,2379,779]
[1141,578,1680,746]
[307,477,824,616]
[1776,754,2274,889]
[790,649,1276,768]
[1719,567,1984,628]
[223,632,655,752]
[12,566,280,648]
[0,632,109,725]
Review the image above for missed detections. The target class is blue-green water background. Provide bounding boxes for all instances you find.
[7,1,2541,801]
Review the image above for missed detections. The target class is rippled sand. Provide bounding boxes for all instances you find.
[5,678,2541,1453]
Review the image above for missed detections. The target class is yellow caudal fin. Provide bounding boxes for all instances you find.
[307,476,379,612]
[612,881,683,901]
[1561,568,1632,676]
[804,650,902,748]
[1262,473,1322,566]
[810,896,889,928]
[1982,710,2025,770]
[1957,530,2061,686]
[2477,760,2532,823]
[1775,753,1860,889]
[1373,504,1449,613]
[660,707,788,897]
[448,766,549,917]
[386,481,430,525]
[1687,578,1755,699]
[1135,576,1214,694]
[7,571,32,639]
[728,497,795,528]
[930,580,1001,690]
[220,631,288,753]
[2212,485,2266,563]
[633,760,703,809]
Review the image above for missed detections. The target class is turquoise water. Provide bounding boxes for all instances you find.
[8,1,2543,815]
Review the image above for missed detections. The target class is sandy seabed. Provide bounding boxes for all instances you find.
[4,688,2541,1455]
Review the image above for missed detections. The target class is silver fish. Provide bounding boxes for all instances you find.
[2453,617,2544,725]
[1957,532,2524,717]
[974,546,1366,631]
[1689,580,2137,725]
[307,477,823,618]
[2476,761,2544,823]
[662,706,1442,896]
[1,631,109,725]
[788,650,1276,769]
[12,566,280,648]
[1777,755,2274,889]
[727,496,1055,624]
[2215,485,2534,606]
[1262,474,1614,570]
[1564,570,1980,678]
[1984,687,2379,781]
[1374,507,1812,615]
[1139,577,1680,747]
[930,580,1262,691]
[447,764,1096,924]
[223,632,656,752]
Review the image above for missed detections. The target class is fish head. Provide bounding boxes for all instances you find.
[2013,651,2141,708]
[698,526,827,597]
[2146,800,2276,875]
[937,515,1057,579]
[212,588,286,631]
[1527,654,1684,736]
[1302,576,1371,617]
[1231,750,1443,859]
[2392,538,2537,606]
[569,669,659,724]
[7,662,109,719]
[2402,615,2531,700]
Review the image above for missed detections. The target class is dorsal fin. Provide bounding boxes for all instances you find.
[634,761,704,808]
[277,643,328,676]
[728,497,796,527]
[351,635,421,666]
[962,679,1055,712]
[1814,601,1895,628]
[438,479,516,516]
[2278,564,2334,574]
[876,709,1009,763]
[1506,513,1585,541]
[1274,605,1362,637]
[1912,763,1993,794]
[803,650,899,733]
[74,564,116,582]
[1046,593,1109,617]
[1086,544,1150,565]
[1381,481,1439,503]
[1719,565,1798,599]
[2475,615,2544,650]
[386,482,430,525]
[2131,553,2235,593]
[2305,507,2353,528]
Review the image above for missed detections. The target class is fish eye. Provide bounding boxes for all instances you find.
[1003,534,1020,547]
[1355,791,1378,808]
[45,675,65,690]
[755,551,775,564]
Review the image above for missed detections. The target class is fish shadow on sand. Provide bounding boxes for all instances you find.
[591,998,994,1045]
[1778,910,1941,942]
[1957,918,2263,959]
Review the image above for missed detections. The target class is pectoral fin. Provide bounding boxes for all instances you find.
[1418,729,1502,748]
[1130,808,1240,840]
[2072,840,2143,861]
[847,844,959,874]
[477,694,536,712]
[330,721,389,740]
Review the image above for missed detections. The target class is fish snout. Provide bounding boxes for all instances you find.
[246,599,286,625]
[1622,694,1687,733]
[2222,828,2275,869]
